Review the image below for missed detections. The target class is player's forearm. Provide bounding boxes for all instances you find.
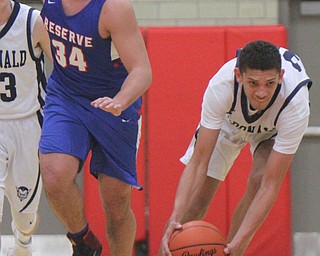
[172,164,210,224]
[230,183,280,254]
[114,67,152,110]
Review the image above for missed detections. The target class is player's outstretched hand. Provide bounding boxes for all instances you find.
[224,244,232,255]
[159,221,183,256]
[91,97,123,116]
[223,241,246,256]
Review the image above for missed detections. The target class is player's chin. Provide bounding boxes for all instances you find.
[252,101,269,111]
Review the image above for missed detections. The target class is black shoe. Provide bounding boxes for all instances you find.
[67,230,102,256]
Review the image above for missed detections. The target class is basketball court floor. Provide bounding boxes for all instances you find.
[1,232,320,255]
[1,235,71,255]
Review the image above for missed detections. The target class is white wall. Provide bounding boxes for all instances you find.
[132,0,279,26]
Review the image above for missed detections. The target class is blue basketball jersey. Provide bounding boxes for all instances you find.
[40,0,142,188]
[41,0,141,110]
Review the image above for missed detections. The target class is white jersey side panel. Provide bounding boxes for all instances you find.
[0,2,46,119]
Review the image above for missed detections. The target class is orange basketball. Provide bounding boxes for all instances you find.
[168,220,226,256]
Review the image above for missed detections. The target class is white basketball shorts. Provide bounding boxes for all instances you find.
[0,114,42,215]
[180,120,277,181]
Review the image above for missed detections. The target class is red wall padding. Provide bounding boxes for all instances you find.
[84,25,291,256]
[225,25,287,60]
[145,26,228,255]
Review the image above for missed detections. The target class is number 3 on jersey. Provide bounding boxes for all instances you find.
[52,39,87,72]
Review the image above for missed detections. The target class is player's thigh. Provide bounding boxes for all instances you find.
[39,100,91,162]
[252,139,274,174]
[249,139,275,190]
[89,113,142,189]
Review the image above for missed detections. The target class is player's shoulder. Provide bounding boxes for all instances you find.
[279,47,309,80]
[16,1,31,12]
[15,1,41,18]
[207,58,235,95]
[212,58,237,81]
[103,0,133,10]
[278,46,304,66]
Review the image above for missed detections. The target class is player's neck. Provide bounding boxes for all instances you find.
[0,0,12,26]
[61,0,91,16]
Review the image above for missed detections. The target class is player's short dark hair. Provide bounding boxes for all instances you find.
[238,40,281,74]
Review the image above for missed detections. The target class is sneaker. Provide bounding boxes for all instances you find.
[67,230,102,256]
[6,237,33,256]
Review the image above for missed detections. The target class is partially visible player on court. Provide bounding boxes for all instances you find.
[39,0,152,255]
[159,40,312,256]
[0,0,51,255]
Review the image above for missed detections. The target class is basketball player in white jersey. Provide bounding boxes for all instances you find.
[160,40,312,256]
[0,0,51,255]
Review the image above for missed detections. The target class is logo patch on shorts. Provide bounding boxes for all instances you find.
[16,186,31,201]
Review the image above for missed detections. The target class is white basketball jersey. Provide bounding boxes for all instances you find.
[201,47,312,154]
[0,1,46,120]
[227,48,310,131]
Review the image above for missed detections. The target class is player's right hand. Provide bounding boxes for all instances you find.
[159,221,183,256]
[91,97,123,116]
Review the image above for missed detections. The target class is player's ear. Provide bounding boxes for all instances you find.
[234,68,242,83]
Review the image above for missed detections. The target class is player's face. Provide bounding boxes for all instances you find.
[235,68,285,111]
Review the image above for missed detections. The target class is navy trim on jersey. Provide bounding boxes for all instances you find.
[36,56,47,122]
[274,79,312,126]
[19,166,41,212]
[228,78,239,114]
[227,49,241,114]
[228,49,241,114]
[36,108,44,126]
[26,7,47,124]
[27,8,37,61]
[241,83,281,124]
[0,1,20,38]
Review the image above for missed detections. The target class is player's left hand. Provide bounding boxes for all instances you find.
[91,97,123,116]
[159,221,183,256]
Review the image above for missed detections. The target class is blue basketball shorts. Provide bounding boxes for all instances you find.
[39,88,142,189]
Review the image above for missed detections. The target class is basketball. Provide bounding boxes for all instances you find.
[168,220,226,256]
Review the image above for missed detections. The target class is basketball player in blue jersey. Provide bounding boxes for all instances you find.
[159,40,312,256]
[0,0,51,255]
[39,0,152,255]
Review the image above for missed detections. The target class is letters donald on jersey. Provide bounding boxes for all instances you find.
[0,50,27,68]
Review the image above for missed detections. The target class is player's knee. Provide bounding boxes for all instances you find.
[41,171,69,198]
[104,198,131,223]
[11,210,39,236]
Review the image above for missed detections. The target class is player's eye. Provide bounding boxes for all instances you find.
[249,81,257,86]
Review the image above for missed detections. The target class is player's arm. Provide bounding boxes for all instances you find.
[160,125,220,256]
[91,0,152,116]
[33,14,52,62]
[171,126,219,221]
[225,85,309,255]
[225,150,293,255]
